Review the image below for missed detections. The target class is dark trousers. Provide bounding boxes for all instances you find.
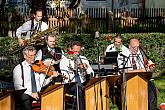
[148,81,159,110]
[69,84,85,110]
[15,94,33,110]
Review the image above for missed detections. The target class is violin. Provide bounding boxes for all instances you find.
[32,60,67,79]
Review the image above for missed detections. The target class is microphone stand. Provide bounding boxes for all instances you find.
[121,54,129,110]
[75,55,80,110]
[95,31,100,75]
[95,31,103,110]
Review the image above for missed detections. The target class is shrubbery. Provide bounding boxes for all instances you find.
[0,33,165,76]
[57,33,165,75]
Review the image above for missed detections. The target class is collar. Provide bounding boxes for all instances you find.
[47,46,55,52]
[33,19,40,24]
[22,60,31,67]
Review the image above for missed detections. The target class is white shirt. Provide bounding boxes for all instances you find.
[118,49,145,71]
[13,60,51,96]
[16,20,48,39]
[60,55,94,83]
[105,44,128,55]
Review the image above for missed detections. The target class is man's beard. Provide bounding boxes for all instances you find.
[49,45,55,48]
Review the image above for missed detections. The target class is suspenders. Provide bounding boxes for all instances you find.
[20,63,24,87]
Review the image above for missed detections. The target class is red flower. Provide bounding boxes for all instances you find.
[67,51,75,55]
[160,103,165,110]
[105,35,112,41]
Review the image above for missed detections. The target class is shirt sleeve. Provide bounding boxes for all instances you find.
[105,45,110,55]
[13,65,25,90]
[60,57,73,83]
[16,26,22,38]
[60,57,69,76]
[39,74,52,88]
[105,44,114,55]
[13,65,32,96]
[41,22,49,31]
[35,49,42,61]
[16,21,31,38]
[81,56,94,77]
[117,54,124,69]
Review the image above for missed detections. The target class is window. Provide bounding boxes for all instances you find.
[86,0,105,1]
[132,0,143,4]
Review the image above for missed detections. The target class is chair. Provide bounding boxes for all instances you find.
[32,101,41,110]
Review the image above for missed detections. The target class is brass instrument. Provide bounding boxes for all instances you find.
[26,26,59,46]
[11,26,59,54]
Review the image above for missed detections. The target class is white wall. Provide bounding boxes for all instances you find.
[145,0,165,8]
[80,0,112,11]
[115,0,144,9]
[77,0,112,18]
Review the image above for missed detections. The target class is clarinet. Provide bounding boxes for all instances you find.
[139,46,155,69]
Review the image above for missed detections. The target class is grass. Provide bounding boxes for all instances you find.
[110,76,165,110]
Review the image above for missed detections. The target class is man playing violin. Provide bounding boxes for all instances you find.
[16,8,48,46]
[13,46,57,110]
[118,38,158,110]
[35,34,64,83]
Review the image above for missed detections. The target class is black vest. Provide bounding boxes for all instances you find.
[41,46,62,71]
[41,46,62,82]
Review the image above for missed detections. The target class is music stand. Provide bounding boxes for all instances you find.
[104,52,118,64]
[119,52,148,110]
[40,82,76,110]
[0,89,26,110]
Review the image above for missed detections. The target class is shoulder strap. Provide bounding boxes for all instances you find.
[20,63,24,87]
[41,46,48,59]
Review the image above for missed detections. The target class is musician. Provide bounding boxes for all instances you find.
[118,38,158,110]
[118,38,151,72]
[16,8,48,46]
[13,46,57,110]
[60,41,94,83]
[60,41,94,110]
[105,34,128,55]
[105,34,128,109]
[35,34,64,83]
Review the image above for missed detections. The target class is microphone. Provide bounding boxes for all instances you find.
[119,53,128,58]
[95,31,99,38]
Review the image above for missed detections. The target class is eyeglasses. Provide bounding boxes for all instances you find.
[25,53,36,59]
[130,46,139,50]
